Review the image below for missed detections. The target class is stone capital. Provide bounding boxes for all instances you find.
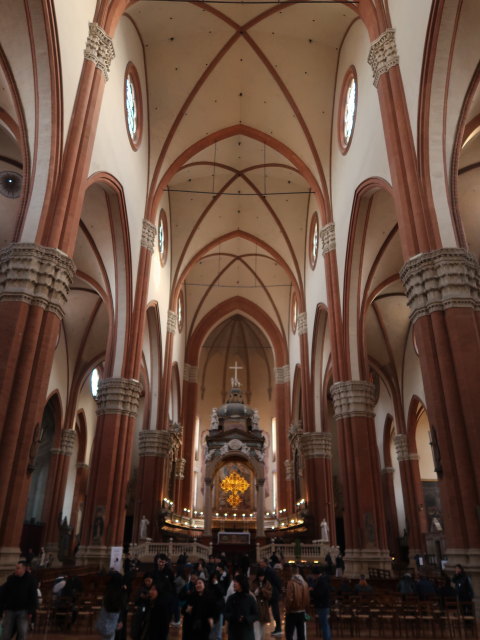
[138,429,171,457]
[183,363,198,383]
[274,365,290,384]
[320,223,336,255]
[84,22,115,80]
[382,466,395,475]
[330,381,376,420]
[299,431,332,459]
[175,458,186,479]
[0,243,75,319]
[76,462,89,470]
[394,433,419,462]
[60,429,77,456]
[297,312,307,335]
[167,310,177,334]
[367,28,399,87]
[400,248,480,324]
[96,378,142,417]
[141,220,157,253]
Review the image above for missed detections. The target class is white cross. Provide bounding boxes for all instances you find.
[229,361,243,387]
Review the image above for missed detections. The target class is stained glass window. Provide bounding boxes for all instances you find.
[343,75,357,147]
[126,74,137,141]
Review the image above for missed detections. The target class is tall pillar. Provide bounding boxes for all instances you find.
[179,363,198,513]
[0,19,115,570]
[380,467,400,560]
[0,244,75,569]
[394,434,428,558]
[42,429,77,547]
[134,430,171,542]
[204,479,213,537]
[274,365,293,512]
[331,381,391,575]
[77,377,141,566]
[299,432,335,541]
[256,479,265,538]
[400,249,480,586]
[367,27,480,585]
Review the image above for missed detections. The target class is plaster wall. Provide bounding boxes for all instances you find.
[331,20,391,305]
[53,0,97,141]
[402,329,426,418]
[388,0,432,152]
[89,15,149,292]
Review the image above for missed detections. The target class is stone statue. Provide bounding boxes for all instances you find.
[210,408,219,430]
[320,518,329,542]
[252,409,260,430]
[139,515,150,540]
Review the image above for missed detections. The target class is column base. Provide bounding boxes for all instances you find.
[0,546,22,580]
[76,545,111,569]
[344,548,392,578]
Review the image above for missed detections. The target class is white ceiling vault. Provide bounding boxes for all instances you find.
[126,0,358,346]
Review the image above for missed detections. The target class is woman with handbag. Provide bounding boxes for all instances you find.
[250,568,272,640]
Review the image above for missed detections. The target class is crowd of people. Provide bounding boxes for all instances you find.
[0,551,474,640]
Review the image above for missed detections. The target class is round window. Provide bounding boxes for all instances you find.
[338,67,357,153]
[124,63,143,150]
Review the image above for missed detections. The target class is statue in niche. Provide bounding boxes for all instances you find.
[320,518,330,542]
[92,507,105,543]
[139,515,150,540]
[210,409,219,430]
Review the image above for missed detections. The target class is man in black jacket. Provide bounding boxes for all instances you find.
[310,566,331,640]
[0,561,37,639]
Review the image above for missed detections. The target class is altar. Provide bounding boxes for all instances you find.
[217,530,251,544]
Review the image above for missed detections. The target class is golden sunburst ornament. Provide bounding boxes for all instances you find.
[221,470,250,508]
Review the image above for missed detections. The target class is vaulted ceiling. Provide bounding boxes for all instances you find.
[127,0,358,349]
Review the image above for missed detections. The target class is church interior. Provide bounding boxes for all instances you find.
[0,0,479,592]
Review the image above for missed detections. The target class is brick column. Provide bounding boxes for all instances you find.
[179,363,198,513]
[0,244,75,569]
[299,432,335,541]
[393,434,428,559]
[0,19,115,570]
[77,378,141,566]
[42,429,77,547]
[400,249,480,586]
[274,365,293,512]
[134,430,172,542]
[331,381,391,575]
[380,467,400,560]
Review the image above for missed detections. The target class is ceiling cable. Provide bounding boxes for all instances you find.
[167,189,312,195]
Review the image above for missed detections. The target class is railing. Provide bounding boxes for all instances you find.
[256,542,336,562]
[130,539,212,562]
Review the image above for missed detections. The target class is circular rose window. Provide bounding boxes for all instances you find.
[124,63,143,150]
